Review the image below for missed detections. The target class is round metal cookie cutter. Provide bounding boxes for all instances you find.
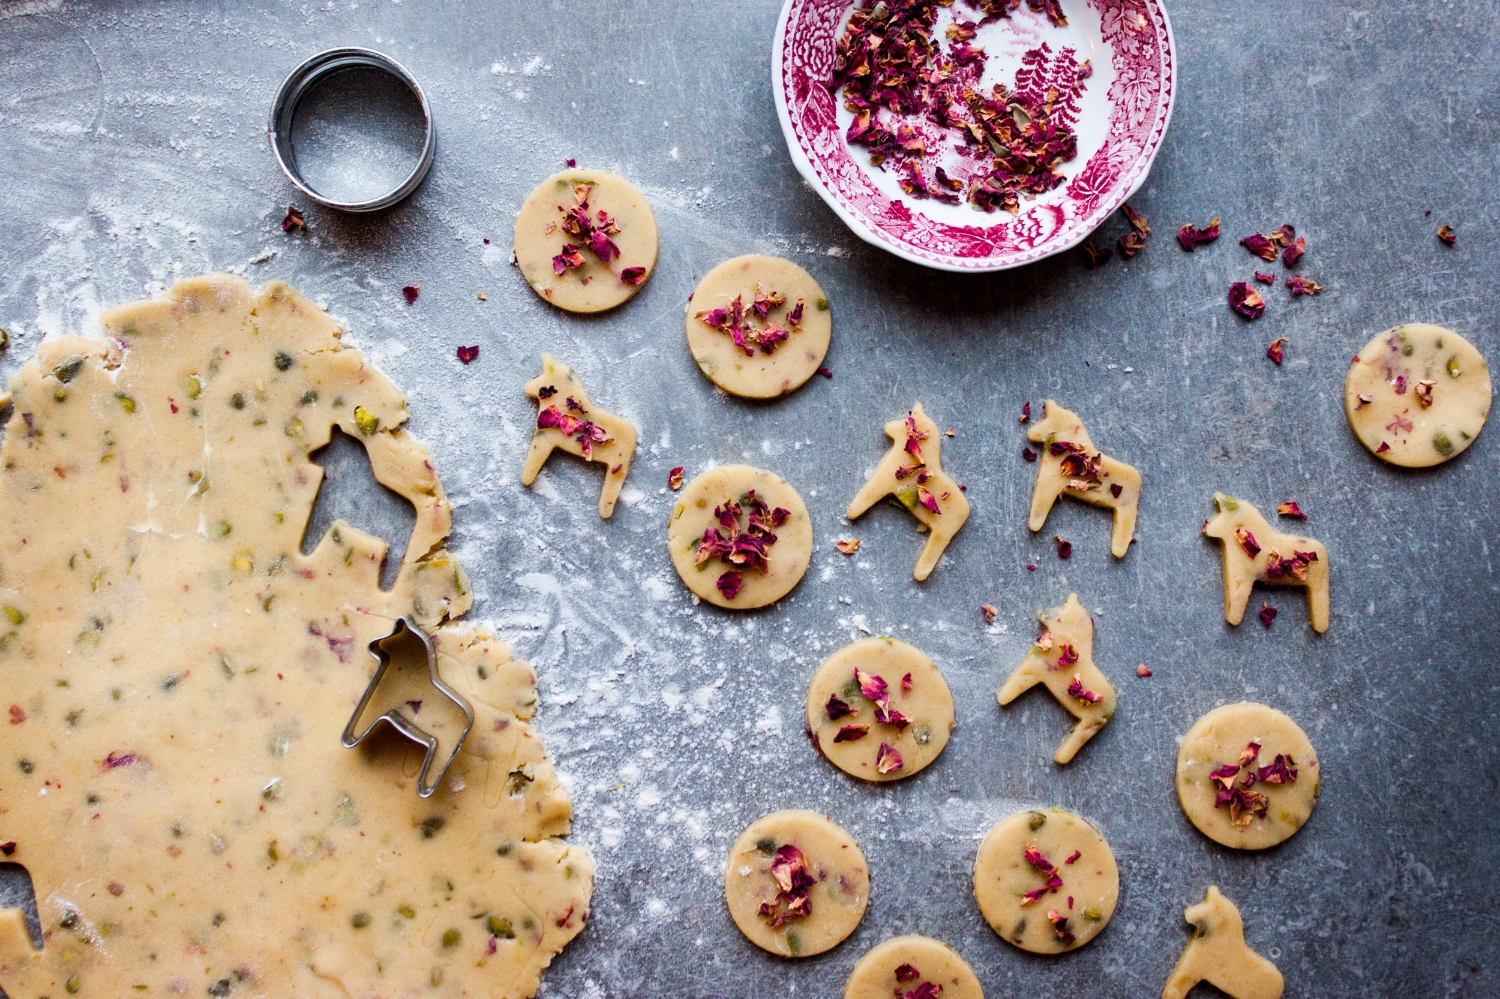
[269,47,435,212]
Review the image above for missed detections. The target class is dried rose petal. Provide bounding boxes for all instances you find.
[1056,644,1080,669]
[103,751,136,770]
[1282,236,1306,267]
[1020,401,1032,423]
[817,367,833,379]
[402,285,420,305]
[1209,763,1242,790]
[1254,271,1274,284]
[1414,379,1435,408]
[1234,527,1261,558]
[905,984,941,999]
[456,345,479,365]
[1082,241,1112,268]
[668,466,684,491]
[0,842,14,856]
[1266,338,1287,366]
[1067,674,1103,704]
[981,603,999,625]
[716,570,744,600]
[1240,233,1278,261]
[1268,225,1295,248]
[620,266,647,285]
[835,538,861,555]
[1136,664,1153,677]
[1034,631,1054,652]
[1055,535,1072,559]
[1276,500,1307,519]
[1376,441,1391,453]
[1109,482,1123,499]
[1238,740,1261,767]
[1286,275,1324,296]
[833,724,869,743]
[565,158,577,167]
[916,486,940,513]
[1047,909,1076,945]
[758,843,815,926]
[1229,282,1266,319]
[825,694,855,721]
[901,672,913,692]
[1355,393,1373,410]
[895,964,921,983]
[1258,602,1277,627]
[1022,446,1038,462]
[1064,850,1081,865]
[856,668,890,708]
[281,206,306,233]
[1437,224,1456,246]
[1176,217,1220,252]
[875,742,904,774]
[552,245,586,274]
[1256,753,1298,785]
[874,706,910,729]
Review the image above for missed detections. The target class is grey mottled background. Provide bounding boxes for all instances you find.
[1,1,1497,997]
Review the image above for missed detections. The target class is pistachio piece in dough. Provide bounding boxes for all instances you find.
[1176,702,1320,850]
[806,637,954,782]
[0,275,590,999]
[724,810,869,958]
[521,354,637,518]
[1344,323,1490,466]
[1202,493,1330,632]
[667,465,812,609]
[1026,400,1141,557]
[513,169,658,313]
[973,808,1118,954]
[997,593,1116,765]
[1162,887,1284,999]
[847,403,969,581]
[844,935,984,999]
[685,255,831,398]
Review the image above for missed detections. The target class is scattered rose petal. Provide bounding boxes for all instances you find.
[1286,275,1324,296]
[1376,441,1391,453]
[1414,380,1435,408]
[833,724,869,743]
[8,705,25,725]
[1266,338,1287,366]
[1258,602,1277,627]
[565,158,577,167]
[716,571,743,601]
[668,466,684,491]
[1234,527,1261,558]
[1026,563,1037,571]
[1282,236,1306,267]
[981,604,998,625]
[901,672,913,692]
[1055,535,1072,559]
[1176,217,1220,251]
[856,668,889,707]
[621,266,647,286]
[1240,233,1278,261]
[1276,500,1307,519]
[825,694,855,721]
[1253,271,1274,284]
[1137,664,1152,677]
[1269,225,1295,248]
[1064,850,1081,865]
[1022,446,1038,462]
[895,964,920,983]
[1020,401,1032,423]
[758,844,815,926]
[1437,224,1456,246]
[1082,241,1112,268]
[402,285,420,305]
[1229,282,1266,319]
[1117,204,1151,257]
[1109,482,1123,499]
[1066,674,1102,704]
[817,366,833,378]
[281,206,306,233]
[835,538,860,555]
[875,742,904,774]
[874,706,910,729]
[103,751,136,770]
[1047,909,1076,945]
[477,292,487,300]
[456,345,479,365]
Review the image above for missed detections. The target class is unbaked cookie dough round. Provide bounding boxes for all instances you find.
[1344,323,1490,466]
[973,808,1118,954]
[667,464,812,609]
[1176,701,1320,850]
[513,169,658,313]
[685,255,831,398]
[844,936,983,999]
[806,637,954,782]
[724,810,870,958]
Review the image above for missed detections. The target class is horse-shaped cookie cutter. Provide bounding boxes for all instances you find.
[341,616,474,797]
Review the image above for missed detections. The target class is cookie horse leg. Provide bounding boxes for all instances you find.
[520,437,558,489]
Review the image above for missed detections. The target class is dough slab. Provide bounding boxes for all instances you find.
[806,637,954,782]
[973,808,1118,954]
[667,465,812,609]
[1344,323,1490,466]
[844,935,983,999]
[685,255,831,398]
[513,169,658,313]
[1176,702,1320,850]
[724,810,869,958]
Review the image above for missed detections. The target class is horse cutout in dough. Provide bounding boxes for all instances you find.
[997,593,1117,764]
[522,354,637,517]
[847,403,969,581]
[1202,492,1330,633]
[341,617,475,798]
[1162,886,1284,999]
[1026,400,1141,557]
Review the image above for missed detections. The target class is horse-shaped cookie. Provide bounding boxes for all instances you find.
[997,593,1116,764]
[522,354,637,518]
[1162,886,1283,999]
[1026,400,1141,557]
[1202,493,1330,632]
[847,403,969,581]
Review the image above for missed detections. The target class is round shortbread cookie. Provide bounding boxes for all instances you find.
[844,935,983,999]
[724,810,869,958]
[685,255,831,398]
[1176,701,1320,850]
[973,808,1118,954]
[1344,323,1490,466]
[667,464,812,609]
[806,637,954,782]
[513,169,658,313]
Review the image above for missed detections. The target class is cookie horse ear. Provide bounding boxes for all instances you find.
[341,617,474,797]
[1162,887,1283,999]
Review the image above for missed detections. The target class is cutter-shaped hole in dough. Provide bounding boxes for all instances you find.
[0,861,43,951]
[303,426,417,591]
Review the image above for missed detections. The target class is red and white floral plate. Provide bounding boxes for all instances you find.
[772,0,1177,272]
